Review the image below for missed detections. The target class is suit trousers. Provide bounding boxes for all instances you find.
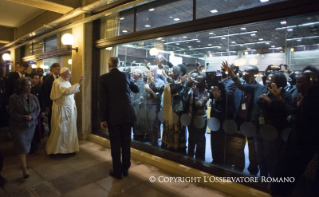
[108,123,132,176]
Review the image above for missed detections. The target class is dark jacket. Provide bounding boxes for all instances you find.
[0,76,9,126]
[99,68,139,126]
[43,75,55,108]
[210,78,236,120]
[8,93,40,128]
[233,77,294,129]
[7,72,31,97]
[31,84,45,112]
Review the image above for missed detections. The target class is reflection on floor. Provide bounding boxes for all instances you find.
[130,124,258,176]
[0,128,232,197]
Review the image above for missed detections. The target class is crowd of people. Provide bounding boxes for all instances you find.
[0,56,318,196]
[0,62,84,184]
[127,56,318,195]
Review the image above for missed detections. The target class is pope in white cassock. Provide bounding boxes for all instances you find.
[46,67,84,155]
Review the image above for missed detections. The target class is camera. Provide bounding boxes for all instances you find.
[267,64,281,71]
[206,70,222,87]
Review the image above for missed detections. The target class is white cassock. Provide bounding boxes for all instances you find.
[46,77,80,154]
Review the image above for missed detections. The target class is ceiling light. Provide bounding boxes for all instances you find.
[287,28,293,32]
[210,9,218,13]
[208,44,212,46]
[188,46,192,48]
[2,53,10,61]
[174,18,180,21]
[251,34,256,36]
[176,43,180,45]
[145,25,151,27]
[197,40,201,42]
[281,21,287,25]
[164,38,198,45]
[209,31,257,39]
[231,41,236,43]
[271,45,275,47]
[120,17,124,20]
[297,39,301,41]
[149,8,155,11]
[221,37,226,39]
[260,0,269,2]
[266,42,270,44]
[209,32,214,34]
[183,36,187,38]
[122,30,128,33]
[247,48,251,50]
[241,28,246,30]
[259,38,263,41]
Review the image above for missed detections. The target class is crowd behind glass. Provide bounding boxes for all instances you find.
[122,55,319,178]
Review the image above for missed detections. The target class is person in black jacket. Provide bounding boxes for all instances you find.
[7,62,30,98]
[269,68,319,196]
[0,67,9,128]
[222,61,294,177]
[99,57,139,179]
[30,71,45,153]
[42,63,60,133]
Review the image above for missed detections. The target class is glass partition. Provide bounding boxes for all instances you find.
[136,0,193,31]
[44,35,57,52]
[97,12,319,178]
[196,0,287,19]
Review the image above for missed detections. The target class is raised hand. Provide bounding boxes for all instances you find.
[221,61,231,73]
[78,76,85,84]
[212,86,221,100]
[268,83,282,100]
[259,94,272,104]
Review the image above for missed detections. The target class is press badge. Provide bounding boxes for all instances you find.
[259,116,265,125]
[241,103,246,110]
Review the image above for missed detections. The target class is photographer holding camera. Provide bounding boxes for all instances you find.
[184,75,210,160]
[221,61,294,177]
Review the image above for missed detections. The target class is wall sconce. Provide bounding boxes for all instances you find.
[61,33,78,52]
[68,59,72,65]
[2,53,11,61]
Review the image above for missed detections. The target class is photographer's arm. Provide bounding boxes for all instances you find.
[221,61,255,94]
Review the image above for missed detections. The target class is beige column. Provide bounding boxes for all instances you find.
[71,14,93,140]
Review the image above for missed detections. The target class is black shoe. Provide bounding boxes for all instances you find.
[23,174,30,179]
[123,170,128,177]
[109,170,122,180]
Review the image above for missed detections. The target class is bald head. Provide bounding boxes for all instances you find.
[108,57,119,69]
[243,65,259,84]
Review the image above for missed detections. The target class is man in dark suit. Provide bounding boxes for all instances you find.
[43,63,60,132]
[7,62,30,98]
[99,57,139,179]
[0,67,9,127]
[30,71,45,153]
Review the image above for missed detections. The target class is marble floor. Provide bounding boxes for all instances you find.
[0,130,232,197]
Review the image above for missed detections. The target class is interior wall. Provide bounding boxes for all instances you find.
[16,11,63,39]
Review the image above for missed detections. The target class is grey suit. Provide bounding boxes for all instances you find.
[8,94,40,154]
